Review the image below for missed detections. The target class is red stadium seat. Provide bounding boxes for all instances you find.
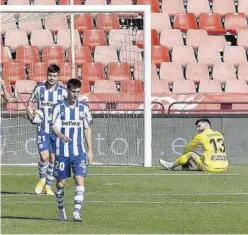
[16,45,40,67]
[94,80,118,93]
[96,13,120,32]
[199,13,227,35]
[238,0,248,17]
[59,0,82,4]
[42,45,65,64]
[172,45,196,67]
[68,46,92,65]
[173,80,196,94]
[223,46,247,67]
[162,0,185,17]
[198,80,222,93]
[187,0,211,17]
[151,13,172,33]
[29,62,49,82]
[5,29,29,51]
[237,62,248,83]
[136,29,159,49]
[237,29,248,50]
[107,62,131,81]
[186,29,208,50]
[224,13,248,35]
[57,29,81,49]
[57,62,73,83]
[152,80,171,94]
[94,46,118,66]
[225,80,248,93]
[44,15,68,34]
[160,62,184,84]
[80,80,91,94]
[212,0,236,16]
[160,29,184,50]
[137,0,160,13]
[31,29,54,49]
[197,45,221,67]
[83,30,107,49]
[173,13,198,33]
[74,14,94,34]
[152,45,170,66]
[3,61,26,85]
[82,62,105,81]
[186,62,209,84]
[1,46,13,64]
[120,80,143,93]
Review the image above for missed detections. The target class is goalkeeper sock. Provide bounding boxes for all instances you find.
[55,185,65,210]
[38,160,49,179]
[46,163,54,187]
[74,186,85,214]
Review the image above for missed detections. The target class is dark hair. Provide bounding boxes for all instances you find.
[67,79,82,89]
[195,118,211,126]
[47,64,60,75]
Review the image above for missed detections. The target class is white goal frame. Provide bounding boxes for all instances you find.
[0,5,152,167]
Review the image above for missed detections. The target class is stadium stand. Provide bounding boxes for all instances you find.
[238,0,248,17]
[82,62,105,81]
[237,29,248,50]
[151,13,172,33]
[172,80,196,94]
[29,62,49,82]
[96,13,120,32]
[185,62,209,84]
[42,45,65,64]
[152,80,171,95]
[151,45,170,66]
[107,62,131,81]
[68,46,93,65]
[161,0,185,17]
[57,29,82,49]
[173,13,198,32]
[16,45,40,66]
[5,29,29,51]
[83,30,107,49]
[160,62,184,84]
[237,63,248,83]
[212,0,236,16]
[74,14,94,34]
[30,29,55,49]
[224,13,248,34]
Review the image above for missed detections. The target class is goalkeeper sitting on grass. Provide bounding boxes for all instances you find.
[159,118,228,173]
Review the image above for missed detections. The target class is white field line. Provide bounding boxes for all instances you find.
[1,200,248,204]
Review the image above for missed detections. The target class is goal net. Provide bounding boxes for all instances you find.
[0,5,152,166]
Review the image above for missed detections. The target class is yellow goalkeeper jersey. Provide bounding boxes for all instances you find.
[184,128,228,169]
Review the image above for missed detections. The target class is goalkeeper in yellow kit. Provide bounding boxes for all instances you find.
[159,118,228,173]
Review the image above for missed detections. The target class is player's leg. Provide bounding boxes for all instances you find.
[188,153,207,171]
[71,154,87,222]
[54,156,70,221]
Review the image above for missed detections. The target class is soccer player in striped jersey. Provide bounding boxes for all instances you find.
[159,119,228,173]
[27,64,67,195]
[52,78,93,222]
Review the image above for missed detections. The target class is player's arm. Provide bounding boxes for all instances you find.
[183,134,202,153]
[83,105,93,164]
[27,85,39,120]
[51,105,71,142]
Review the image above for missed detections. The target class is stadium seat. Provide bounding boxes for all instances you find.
[225,80,248,93]
[161,0,185,17]
[186,62,209,84]
[18,13,43,34]
[237,29,248,50]
[160,62,184,84]
[80,80,91,94]
[57,29,81,49]
[111,0,133,4]
[152,80,171,94]
[197,45,221,67]
[120,80,143,93]
[84,0,107,4]
[212,62,237,84]
[29,62,49,82]
[237,62,248,83]
[119,45,142,66]
[133,62,159,81]
[137,0,160,13]
[224,13,248,34]
[74,14,94,34]
[198,80,222,93]
[160,29,184,50]
[109,29,134,50]
[2,61,26,85]
[1,46,13,65]
[212,0,236,16]
[152,45,170,66]
[199,13,227,35]
[16,45,40,67]
[107,62,131,81]
[110,0,139,18]
[83,30,107,49]
[206,35,227,52]
[94,46,119,66]
[187,0,211,17]
[57,62,73,83]
[173,13,198,33]
[172,45,196,67]
[186,29,208,50]
[59,0,82,4]
[223,46,247,67]
[42,45,65,64]
[173,80,196,94]
[96,13,120,32]
[151,13,171,33]
[7,0,30,4]
[0,13,18,35]
[14,80,36,103]
[68,46,92,65]
[44,15,68,34]
[136,29,159,49]
[31,29,54,49]
[5,29,29,51]
[33,0,56,4]
[82,62,105,81]
[93,80,118,93]
[238,0,248,17]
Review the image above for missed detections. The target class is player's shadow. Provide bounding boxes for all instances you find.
[1,191,36,195]
[1,215,59,221]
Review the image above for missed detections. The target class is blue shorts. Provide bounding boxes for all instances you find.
[37,131,56,154]
[54,153,87,180]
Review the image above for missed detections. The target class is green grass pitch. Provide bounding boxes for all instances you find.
[1,165,248,234]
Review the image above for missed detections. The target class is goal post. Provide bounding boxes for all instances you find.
[0,5,152,167]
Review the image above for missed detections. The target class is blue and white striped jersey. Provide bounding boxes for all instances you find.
[52,99,93,157]
[29,82,67,133]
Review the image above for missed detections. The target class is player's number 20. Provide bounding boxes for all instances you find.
[210,138,226,153]
[55,161,65,171]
